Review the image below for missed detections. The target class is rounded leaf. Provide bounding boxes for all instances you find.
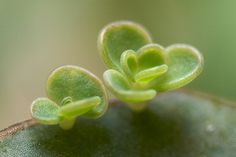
[120,49,138,79]
[31,98,59,125]
[137,44,166,71]
[47,65,108,118]
[98,21,152,71]
[103,69,156,103]
[153,44,204,91]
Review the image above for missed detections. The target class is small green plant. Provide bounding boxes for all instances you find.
[98,21,204,104]
[31,65,108,130]
[30,21,204,129]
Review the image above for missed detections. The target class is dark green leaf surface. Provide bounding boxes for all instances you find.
[1,90,236,157]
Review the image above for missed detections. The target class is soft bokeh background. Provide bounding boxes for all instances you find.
[0,0,235,129]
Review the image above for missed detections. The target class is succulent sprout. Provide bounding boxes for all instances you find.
[31,65,108,130]
[99,21,203,104]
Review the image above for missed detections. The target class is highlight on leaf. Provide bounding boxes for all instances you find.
[99,21,204,105]
[31,65,108,130]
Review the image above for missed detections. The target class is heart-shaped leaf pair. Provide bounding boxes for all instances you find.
[120,44,168,85]
[99,21,204,104]
[31,65,108,129]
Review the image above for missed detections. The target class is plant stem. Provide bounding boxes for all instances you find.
[59,118,76,130]
[127,103,147,112]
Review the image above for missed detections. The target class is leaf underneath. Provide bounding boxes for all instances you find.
[31,98,60,125]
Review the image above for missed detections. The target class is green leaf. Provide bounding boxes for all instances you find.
[120,44,168,84]
[47,65,108,118]
[120,49,138,79]
[98,21,152,71]
[137,43,166,70]
[103,69,156,103]
[59,96,101,119]
[153,44,204,91]
[2,91,236,156]
[135,64,168,84]
[31,98,59,125]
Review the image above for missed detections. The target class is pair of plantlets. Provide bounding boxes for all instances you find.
[31,21,204,129]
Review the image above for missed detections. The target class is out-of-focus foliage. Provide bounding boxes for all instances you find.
[0,0,235,128]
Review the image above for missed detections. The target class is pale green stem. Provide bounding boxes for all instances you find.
[59,118,76,130]
[127,103,147,112]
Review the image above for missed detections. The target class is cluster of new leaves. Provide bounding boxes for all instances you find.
[31,66,108,129]
[30,21,203,130]
[98,21,204,103]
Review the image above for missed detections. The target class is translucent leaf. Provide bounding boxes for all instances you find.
[103,69,156,103]
[31,98,59,125]
[153,44,204,91]
[98,21,152,71]
[47,65,108,118]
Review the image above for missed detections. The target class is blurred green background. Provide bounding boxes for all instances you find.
[0,0,235,129]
